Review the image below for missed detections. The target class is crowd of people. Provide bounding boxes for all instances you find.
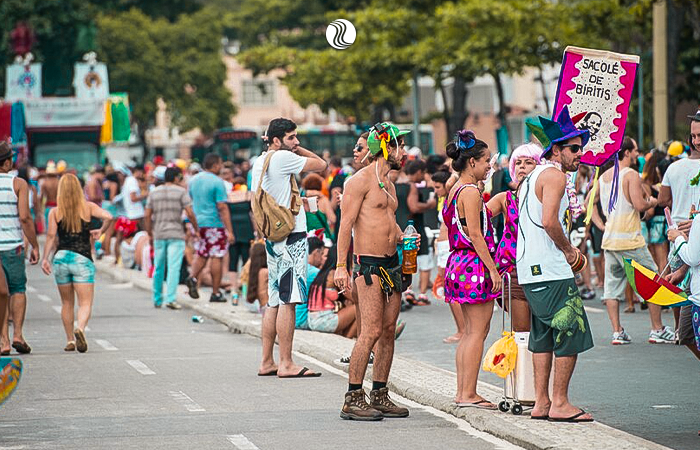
[1,110,699,431]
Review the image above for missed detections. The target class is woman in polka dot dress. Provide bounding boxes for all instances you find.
[486,143,542,332]
[443,130,501,409]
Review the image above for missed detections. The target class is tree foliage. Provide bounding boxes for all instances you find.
[97,7,235,134]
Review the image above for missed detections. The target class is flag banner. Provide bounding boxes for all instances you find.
[553,46,639,166]
[73,62,109,100]
[24,98,104,128]
[5,63,41,100]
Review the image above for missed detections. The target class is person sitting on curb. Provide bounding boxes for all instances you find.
[296,237,327,331]
[308,246,357,338]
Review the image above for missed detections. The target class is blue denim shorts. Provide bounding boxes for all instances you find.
[308,310,339,333]
[0,247,26,295]
[53,250,95,285]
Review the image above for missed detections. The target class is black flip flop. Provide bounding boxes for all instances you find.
[257,370,278,377]
[0,350,9,356]
[548,409,594,423]
[278,367,322,378]
[12,342,31,354]
[531,415,549,420]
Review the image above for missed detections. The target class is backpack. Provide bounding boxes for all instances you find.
[251,151,301,242]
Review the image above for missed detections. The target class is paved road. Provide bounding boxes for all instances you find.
[1,266,523,450]
[396,287,699,450]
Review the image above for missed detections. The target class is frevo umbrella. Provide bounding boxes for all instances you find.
[0,357,22,408]
[624,258,690,307]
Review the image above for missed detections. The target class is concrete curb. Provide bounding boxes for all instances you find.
[95,259,672,450]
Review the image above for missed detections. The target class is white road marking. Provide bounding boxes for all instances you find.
[95,339,118,351]
[51,305,62,314]
[126,359,156,375]
[293,351,524,450]
[584,306,605,313]
[26,286,36,293]
[652,405,677,409]
[38,294,51,302]
[169,390,206,412]
[107,282,134,289]
[226,434,260,450]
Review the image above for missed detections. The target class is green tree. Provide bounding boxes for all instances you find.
[97,7,235,134]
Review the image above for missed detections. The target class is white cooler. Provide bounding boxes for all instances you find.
[504,332,554,405]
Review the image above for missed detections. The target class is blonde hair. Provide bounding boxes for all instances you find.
[57,174,87,234]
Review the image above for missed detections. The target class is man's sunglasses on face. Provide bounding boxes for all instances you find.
[561,144,583,154]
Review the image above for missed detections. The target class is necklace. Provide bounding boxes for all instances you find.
[375,162,396,204]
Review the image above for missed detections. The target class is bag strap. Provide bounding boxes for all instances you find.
[258,151,276,188]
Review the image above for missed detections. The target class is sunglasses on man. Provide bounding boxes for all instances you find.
[561,144,583,153]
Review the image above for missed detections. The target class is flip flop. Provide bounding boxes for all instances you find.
[257,370,278,377]
[11,342,31,355]
[548,409,594,423]
[454,400,497,410]
[0,350,9,356]
[278,367,322,378]
[531,415,549,420]
[443,335,461,344]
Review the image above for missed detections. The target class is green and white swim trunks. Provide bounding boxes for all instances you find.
[522,278,594,357]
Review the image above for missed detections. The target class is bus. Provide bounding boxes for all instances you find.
[191,128,261,162]
[296,126,434,158]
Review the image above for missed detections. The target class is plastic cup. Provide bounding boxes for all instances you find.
[307,196,318,213]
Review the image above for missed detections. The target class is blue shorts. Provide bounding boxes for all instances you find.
[641,216,667,245]
[308,310,339,333]
[53,250,95,285]
[0,247,27,295]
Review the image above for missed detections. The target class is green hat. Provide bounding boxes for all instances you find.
[367,122,411,159]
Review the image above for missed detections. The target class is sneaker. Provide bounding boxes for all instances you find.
[335,352,373,366]
[612,329,631,345]
[369,387,409,418]
[166,302,182,310]
[340,389,383,421]
[185,277,199,299]
[209,292,226,303]
[649,326,675,344]
[415,294,431,306]
[580,288,596,300]
[400,299,413,312]
[394,319,406,340]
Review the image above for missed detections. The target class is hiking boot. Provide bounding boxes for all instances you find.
[209,292,226,303]
[166,302,182,310]
[369,387,409,418]
[340,389,383,421]
[185,277,199,299]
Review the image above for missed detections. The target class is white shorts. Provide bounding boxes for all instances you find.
[436,240,450,269]
[266,232,308,307]
[417,248,435,272]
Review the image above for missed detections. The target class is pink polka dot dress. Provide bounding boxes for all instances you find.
[495,191,519,275]
[442,184,498,304]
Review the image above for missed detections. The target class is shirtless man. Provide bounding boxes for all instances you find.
[335,123,413,421]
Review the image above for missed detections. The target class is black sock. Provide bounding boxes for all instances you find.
[372,381,387,391]
[348,383,362,392]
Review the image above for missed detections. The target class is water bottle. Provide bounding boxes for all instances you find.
[402,220,420,274]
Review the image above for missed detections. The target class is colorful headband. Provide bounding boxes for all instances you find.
[456,130,476,151]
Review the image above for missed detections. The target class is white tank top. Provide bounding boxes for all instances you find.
[599,167,646,251]
[516,165,573,284]
[0,174,23,251]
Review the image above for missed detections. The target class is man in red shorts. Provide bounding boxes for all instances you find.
[184,153,235,302]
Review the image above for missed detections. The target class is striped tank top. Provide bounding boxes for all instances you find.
[0,174,23,251]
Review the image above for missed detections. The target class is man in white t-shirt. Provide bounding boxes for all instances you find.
[251,118,326,379]
[661,111,700,359]
[122,165,146,225]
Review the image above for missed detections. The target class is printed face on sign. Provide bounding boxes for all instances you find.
[580,112,602,140]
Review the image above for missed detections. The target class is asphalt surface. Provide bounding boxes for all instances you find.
[396,285,700,450]
[0,265,523,450]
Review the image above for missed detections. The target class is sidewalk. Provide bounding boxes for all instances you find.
[94,258,672,450]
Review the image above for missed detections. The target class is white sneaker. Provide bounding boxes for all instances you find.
[612,329,632,345]
[648,326,675,344]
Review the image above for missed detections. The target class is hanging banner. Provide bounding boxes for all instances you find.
[73,62,109,99]
[553,46,639,166]
[5,63,42,100]
[23,98,104,128]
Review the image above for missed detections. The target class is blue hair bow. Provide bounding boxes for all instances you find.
[456,130,476,151]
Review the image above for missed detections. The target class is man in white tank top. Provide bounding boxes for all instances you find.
[0,143,40,356]
[595,137,674,345]
[517,107,594,423]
